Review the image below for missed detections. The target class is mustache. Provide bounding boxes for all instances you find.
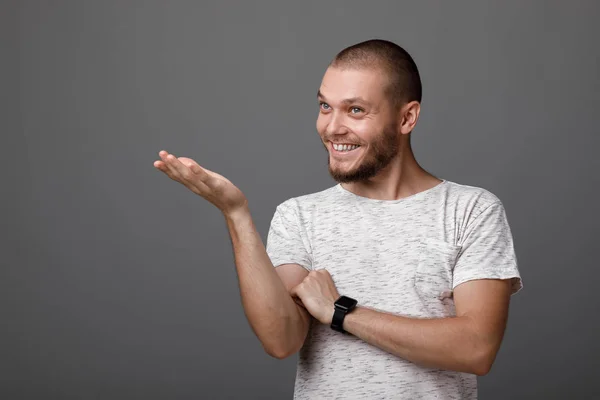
[323,137,362,145]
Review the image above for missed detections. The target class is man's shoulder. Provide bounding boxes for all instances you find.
[444,179,506,216]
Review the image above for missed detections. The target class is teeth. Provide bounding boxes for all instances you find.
[333,143,360,152]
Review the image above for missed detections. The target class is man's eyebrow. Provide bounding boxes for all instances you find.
[340,97,369,105]
[317,91,370,105]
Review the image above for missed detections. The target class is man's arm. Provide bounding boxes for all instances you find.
[342,278,513,375]
[225,208,310,359]
[153,151,310,359]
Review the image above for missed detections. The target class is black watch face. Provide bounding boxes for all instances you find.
[335,295,357,311]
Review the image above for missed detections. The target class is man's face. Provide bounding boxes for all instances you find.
[316,67,401,183]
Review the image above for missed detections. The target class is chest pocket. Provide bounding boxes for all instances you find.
[414,239,461,303]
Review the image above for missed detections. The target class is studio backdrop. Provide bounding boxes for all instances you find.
[3,0,599,399]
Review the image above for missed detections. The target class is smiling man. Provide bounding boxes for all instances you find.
[154,39,523,399]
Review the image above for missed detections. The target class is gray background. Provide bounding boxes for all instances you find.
[3,0,599,399]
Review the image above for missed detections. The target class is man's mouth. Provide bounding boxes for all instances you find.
[330,142,361,154]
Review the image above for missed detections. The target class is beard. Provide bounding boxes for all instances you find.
[325,123,401,183]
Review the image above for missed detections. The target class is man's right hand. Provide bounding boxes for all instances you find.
[153,150,248,217]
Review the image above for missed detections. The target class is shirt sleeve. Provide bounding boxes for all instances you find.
[453,201,523,295]
[265,200,312,271]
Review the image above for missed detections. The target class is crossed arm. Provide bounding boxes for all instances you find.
[222,203,514,375]
[340,278,513,376]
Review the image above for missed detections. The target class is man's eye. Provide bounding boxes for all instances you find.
[320,102,331,110]
[350,107,363,114]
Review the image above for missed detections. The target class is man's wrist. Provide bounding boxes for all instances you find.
[223,205,251,223]
[330,295,358,333]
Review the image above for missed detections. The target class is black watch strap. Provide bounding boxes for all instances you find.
[331,307,348,333]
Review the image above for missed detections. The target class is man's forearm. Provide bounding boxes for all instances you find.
[343,306,496,375]
[224,207,308,358]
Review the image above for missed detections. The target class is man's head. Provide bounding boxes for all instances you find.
[316,39,422,183]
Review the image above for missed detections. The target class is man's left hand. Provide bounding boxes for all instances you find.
[290,269,341,325]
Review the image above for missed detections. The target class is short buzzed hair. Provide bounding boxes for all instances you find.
[330,39,422,107]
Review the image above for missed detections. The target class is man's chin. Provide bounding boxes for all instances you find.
[328,158,386,183]
[328,167,361,183]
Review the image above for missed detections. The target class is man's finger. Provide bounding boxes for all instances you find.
[164,153,191,179]
[188,162,209,180]
[188,162,220,189]
[290,283,304,298]
[293,297,306,308]
[169,154,215,186]
[159,152,181,178]
[154,160,177,180]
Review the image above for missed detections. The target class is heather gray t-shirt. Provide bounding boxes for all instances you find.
[266,179,523,400]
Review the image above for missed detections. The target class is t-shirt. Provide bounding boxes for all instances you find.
[266,179,523,400]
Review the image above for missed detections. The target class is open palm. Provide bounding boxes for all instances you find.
[154,150,248,215]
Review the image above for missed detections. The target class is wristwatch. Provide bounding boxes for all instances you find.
[331,295,358,333]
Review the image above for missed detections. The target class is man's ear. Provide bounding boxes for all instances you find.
[399,101,421,135]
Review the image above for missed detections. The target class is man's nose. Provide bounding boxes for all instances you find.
[325,112,349,136]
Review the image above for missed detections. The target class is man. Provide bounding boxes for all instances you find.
[154,39,523,399]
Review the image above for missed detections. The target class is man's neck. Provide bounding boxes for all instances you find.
[340,153,441,201]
